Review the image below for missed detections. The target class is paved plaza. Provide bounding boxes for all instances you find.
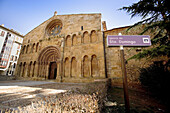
[0,80,84,109]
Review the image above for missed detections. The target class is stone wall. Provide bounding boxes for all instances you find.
[15,12,163,84]
[104,25,159,85]
[15,13,106,82]
[0,75,15,81]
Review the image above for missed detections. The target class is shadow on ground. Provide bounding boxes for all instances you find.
[102,86,167,113]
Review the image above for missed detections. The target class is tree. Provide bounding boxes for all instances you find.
[120,0,170,60]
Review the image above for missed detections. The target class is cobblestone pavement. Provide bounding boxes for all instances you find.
[0,80,86,109]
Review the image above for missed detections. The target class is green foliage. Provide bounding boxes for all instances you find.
[128,44,170,60]
[120,0,170,60]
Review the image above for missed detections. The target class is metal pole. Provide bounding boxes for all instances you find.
[120,45,130,113]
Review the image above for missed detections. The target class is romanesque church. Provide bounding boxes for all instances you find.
[16,12,152,83]
[16,12,106,82]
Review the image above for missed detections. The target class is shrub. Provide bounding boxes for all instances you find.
[139,60,170,104]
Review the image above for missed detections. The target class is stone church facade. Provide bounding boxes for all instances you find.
[16,13,106,82]
[16,12,156,83]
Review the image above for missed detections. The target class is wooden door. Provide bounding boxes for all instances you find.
[48,62,57,79]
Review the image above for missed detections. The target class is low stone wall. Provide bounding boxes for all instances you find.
[0,75,16,81]
[16,76,108,83]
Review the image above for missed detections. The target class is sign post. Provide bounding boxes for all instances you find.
[120,45,130,113]
[107,35,151,113]
[107,35,151,47]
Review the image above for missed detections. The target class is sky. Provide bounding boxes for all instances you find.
[0,0,141,35]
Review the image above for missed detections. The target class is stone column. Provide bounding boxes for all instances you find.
[30,63,33,77]
[20,63,24,77]
[60,38,65,82]
[35,62,39,77]
[38,63,41,77]
[89,59,92,77]
[39,63,42,77]
[62,61,64,78]
[77,60,81,78]
[24,64,28,77]
[69,61,71,77]
[19,64,23,77]
[44,63,46,78]
[32,63,35,77]
[46,63,49,79]
[27,64,29,77]
[24,47,27,54]
[15,64,19,77]
[81,60,83,77]
[42,63,44,78]
[42,63,44,77]
[57,62,60,79]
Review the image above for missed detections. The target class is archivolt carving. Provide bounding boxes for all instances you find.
[38,46,61,63]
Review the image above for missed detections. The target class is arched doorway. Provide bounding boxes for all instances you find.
[38,46,60,79]
[48,62,57,79]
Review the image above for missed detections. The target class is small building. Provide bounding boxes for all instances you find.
[0,24,23,76]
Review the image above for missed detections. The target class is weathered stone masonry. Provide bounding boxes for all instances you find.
[15,13,106,82]
[16,12,158,84]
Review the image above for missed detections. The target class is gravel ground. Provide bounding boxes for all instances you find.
[0,80,55,86]
[0,80,108,112]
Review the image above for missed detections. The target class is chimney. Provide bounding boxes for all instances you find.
[102,21,107,31]
[1,24,4,27]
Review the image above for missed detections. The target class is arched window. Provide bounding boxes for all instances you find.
[22,46,26,54]
[22,62,26,77]
[83,31,90,44]
[64,57,69,77]
[36,43,39,52]
[32,43,35,53]
[90,30,97,43]
[71,57,77,77]
[66,35,71,47]
[83,55,90,77]
[32,61,36,77]
[72,34,77,46]
[27,61,32,77]
[26,45,29,53]
[91,55,98,77]
[19,62,22,77]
